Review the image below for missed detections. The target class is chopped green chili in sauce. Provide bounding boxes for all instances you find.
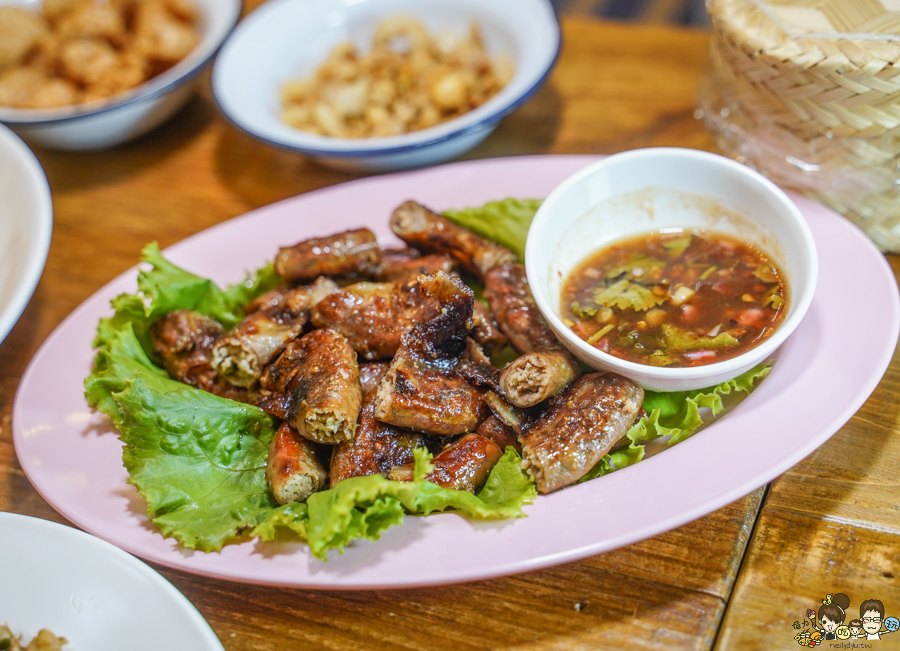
[561,230,788,367]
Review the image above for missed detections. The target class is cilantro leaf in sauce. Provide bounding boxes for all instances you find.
[661,324,740,352]
[662,233,693,257]
[593,279,667,312]
[570,301,599,319]
[603,253,665,281]
[753,263,778,283]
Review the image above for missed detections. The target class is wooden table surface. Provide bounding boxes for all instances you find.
[1,7,899,651]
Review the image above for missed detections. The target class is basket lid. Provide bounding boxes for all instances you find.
[708,0,900,67]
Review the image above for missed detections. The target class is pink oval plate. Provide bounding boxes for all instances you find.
[12,155,900,589]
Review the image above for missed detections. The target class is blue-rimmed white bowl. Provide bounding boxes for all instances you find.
[212,0,559,172]
[0,0,241,151]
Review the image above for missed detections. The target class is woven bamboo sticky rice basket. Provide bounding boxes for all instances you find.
[702,0,900,252]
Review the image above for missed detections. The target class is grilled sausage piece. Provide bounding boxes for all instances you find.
[374,249,455,282]
[266,423,328,504]
[274,228,381,281]
[329,391,429,488]
[470,300,508,356]
[149,310,251,402]
[453,337,500,392]
[498,350,581,408]
[476,414,520,453]
[484,262,582,407]
[210,287,310,388]
[359,362,390,396]
[257,332,374,425]
[310,277,443,361]
[373,272,488,436]
[151,310,223,385]
[390,201,517,279]
[483,262,559,354]
[389,433,503,493]
[520,373,643,494]
[245,277,339,314]
[282,328,362,445]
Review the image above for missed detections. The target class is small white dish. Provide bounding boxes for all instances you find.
[0,512,224,650]
[525,148,818,392]
[0,124,51,345]
[212,0,560,172]
[0,0,241,151]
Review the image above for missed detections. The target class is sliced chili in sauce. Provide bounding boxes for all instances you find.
[561,230,788,367]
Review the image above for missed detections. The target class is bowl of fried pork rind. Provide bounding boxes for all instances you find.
[212,0,560,172]
[0,0,240,150]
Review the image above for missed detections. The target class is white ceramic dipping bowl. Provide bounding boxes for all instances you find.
[212,0,560,173]
[525,148,818,392]
[0,0,240,151]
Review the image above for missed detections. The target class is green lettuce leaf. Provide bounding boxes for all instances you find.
[476,446,538,509]
[643,362,772,444]
[443,198,542,261]
[116,375,278,551]
[94,242,280,356]
[85,320,171,420]
[577,441,645,482]
[298,448,534,560]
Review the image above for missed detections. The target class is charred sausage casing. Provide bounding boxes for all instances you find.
[150,310,251,402]
[374,249,454,282]
[390,201,517,279]
[520,373,644,494]
[283,328,362,444]
[484,262,558,354]
[150,310,223,386]
[329,391,430,488]
[274,228,381,281]
[485,262,582,407]
[373,271,488,435]
[310,278,443,361]
[245,277,339,314]
[358,362,390,396]
[267,422,328,504]
[389,433,503,493]
[210,287,310,388]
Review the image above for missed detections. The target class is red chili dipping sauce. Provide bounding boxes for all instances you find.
[561,230,788,367]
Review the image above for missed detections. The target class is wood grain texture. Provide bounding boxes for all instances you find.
[715,291,900,650]
[2,8,895,651]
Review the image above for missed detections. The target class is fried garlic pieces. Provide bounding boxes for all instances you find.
[0,0,199,109]
[279,15,514,138]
